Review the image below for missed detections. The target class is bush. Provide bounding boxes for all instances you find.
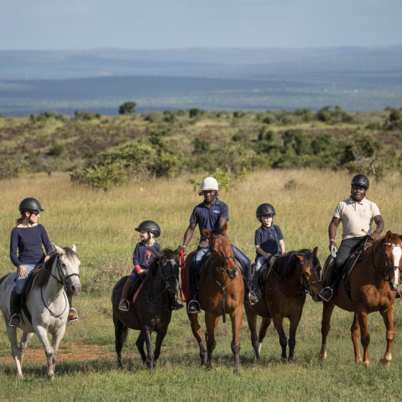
[74,111,101,121]
[0,159,19,180]
[71,161,128,191]
[118,101,136,115]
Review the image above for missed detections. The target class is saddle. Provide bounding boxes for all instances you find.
[254,256,277,293]
[130,276,146,306]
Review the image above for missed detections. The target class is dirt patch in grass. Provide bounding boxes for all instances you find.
[0,343,114,365]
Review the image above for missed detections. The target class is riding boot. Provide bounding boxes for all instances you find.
[187,258,201,314]
[8,290,22,327]
[119,277,133,312]
[319,266,341,302]
[249,270,261,305]
[67,292,79,322]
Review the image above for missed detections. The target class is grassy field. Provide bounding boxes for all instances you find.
[0,170,401,401]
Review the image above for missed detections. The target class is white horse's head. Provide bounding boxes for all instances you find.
[54,244,81,295]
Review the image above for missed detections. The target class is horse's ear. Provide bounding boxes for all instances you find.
[72,244,77,253]
[54,245,64,255]
[385,231,392,240]
[313,246,318,257]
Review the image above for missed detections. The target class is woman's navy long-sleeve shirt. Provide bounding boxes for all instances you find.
[10,224,53,267]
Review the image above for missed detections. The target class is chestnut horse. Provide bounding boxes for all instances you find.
[245,248,322,361]
[320,231,402,366]
[186,228,244,373]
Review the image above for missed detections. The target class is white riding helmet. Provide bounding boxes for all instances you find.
[199,176,219,195]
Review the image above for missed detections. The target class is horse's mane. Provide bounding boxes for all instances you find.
[148,248,176,277]
[34,254,57,288]
[275,249,313,278]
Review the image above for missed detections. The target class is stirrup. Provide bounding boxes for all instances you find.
[248,291,259,306]
[68,307,79,322]
[8,313,20,328]
[118,300,130,312]
[187,300,200,314]
[319,286,334,302]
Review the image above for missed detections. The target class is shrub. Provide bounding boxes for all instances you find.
[0,159,19,180]
[74,111,101,121]
[118,101,136,115]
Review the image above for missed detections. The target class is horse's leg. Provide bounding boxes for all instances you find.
[380,305,395,366]
[143,327,154,370]
[230,307,243,374]
[154,327,168,363]
[34,325,56,379]
[245,307,260,360]
[135,331,147,364]
[288,310,302,362]
[205,312,218,369]
[19,331,34,365]
[6,326,23,379]
[351,313,362,364]
[115,320,128,369]
[49,324,66,375]
[258,317,271,356]
[319,301,335,361]
[188,312,207,366]
[272,314,287,361]
[357,310,370,367]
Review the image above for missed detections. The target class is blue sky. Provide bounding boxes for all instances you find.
[1,0,401,49]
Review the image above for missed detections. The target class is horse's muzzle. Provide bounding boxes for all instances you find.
[67,280,81,296]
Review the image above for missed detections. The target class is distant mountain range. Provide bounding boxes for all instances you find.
[1,46,402,80]
[0,47,401,114]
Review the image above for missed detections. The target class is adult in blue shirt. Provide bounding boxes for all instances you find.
[180,177,251,313]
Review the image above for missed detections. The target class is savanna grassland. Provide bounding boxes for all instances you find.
[0,169,402,402]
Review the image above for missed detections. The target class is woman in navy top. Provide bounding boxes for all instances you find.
[8,198,53,326]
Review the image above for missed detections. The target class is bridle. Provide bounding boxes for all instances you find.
[48,254,80,286]
[158,257,180,294]
[41,253,80,318]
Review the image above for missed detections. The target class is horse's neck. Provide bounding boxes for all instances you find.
[42,272,64,302]
[274,264,301,295]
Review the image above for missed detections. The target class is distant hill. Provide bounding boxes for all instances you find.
[1,47,402,114]
[1,46,402,80]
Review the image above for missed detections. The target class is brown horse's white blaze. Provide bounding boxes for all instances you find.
[390,243,402,288]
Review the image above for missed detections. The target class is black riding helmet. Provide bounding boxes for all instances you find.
[351,174,369,190]
[256,203,276,218]
[19,197,44,214]
[135,220,161,238]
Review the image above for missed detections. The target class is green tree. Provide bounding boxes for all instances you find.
[118,101,137,115]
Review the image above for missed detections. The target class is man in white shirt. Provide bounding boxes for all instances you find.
[320,174,384,301]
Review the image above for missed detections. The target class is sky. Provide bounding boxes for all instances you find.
[1,0,401,50]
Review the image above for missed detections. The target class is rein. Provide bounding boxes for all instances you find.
[42,254,79,319]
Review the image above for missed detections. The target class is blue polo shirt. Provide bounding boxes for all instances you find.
[190,199,229,240]
[132,242,161,269]
[255,224,283,257]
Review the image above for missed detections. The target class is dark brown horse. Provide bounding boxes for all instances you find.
[111,249,180,370]
[320,231,402,366]
[186,228,245,373]
[246,248,322,361]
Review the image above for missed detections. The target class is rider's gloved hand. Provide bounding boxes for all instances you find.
[178,245,186,257]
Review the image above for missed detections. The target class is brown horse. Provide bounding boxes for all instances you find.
[320,231,402,366]
[246,248,322,361]
[186,228,245,373]
[111,249,180,370]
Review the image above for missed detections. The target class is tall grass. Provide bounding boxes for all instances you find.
[0,170,401,401]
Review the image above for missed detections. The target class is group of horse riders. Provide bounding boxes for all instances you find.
[5,172,385,328]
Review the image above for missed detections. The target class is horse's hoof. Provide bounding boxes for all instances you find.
[233,367,240,375]
[380,358,391,367]
[288,356,295,363]
[16,374,24,380]
[363,360,370,368]
[48,374,55,381]
[319,351,327,361]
